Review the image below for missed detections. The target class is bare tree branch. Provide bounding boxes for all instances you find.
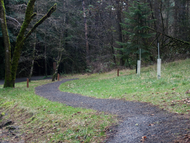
[24,3,57,41]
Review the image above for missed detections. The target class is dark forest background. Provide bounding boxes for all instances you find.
[1,0,190,79]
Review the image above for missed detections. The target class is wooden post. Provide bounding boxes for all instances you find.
[27,78,29,88]
[53,62,56,73]
[57,74,59,81]
[117,69,119,76]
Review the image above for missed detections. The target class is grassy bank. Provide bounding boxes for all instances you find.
[60,59,190,114]
[0,80,117,142]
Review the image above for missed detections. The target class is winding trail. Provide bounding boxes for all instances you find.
[35,79,190,143]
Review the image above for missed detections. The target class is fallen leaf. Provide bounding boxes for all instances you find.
[76,129,80,132]
[185,90,190,94]
[172,88,175,90]
[141,136,147,142]
[165,92,169,95]
[148,123,154,126]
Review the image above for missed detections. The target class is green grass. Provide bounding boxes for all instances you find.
[60,59,190,114]
[0,80,117,142]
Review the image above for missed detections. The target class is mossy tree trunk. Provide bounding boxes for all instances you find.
[0,0,12,87]
[0,0,56,87]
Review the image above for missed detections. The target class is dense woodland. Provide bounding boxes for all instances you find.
[1,0,190,83]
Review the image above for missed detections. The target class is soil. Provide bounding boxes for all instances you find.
[35,79,190,143]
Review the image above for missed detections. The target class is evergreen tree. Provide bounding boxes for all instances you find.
[117,0,155,68]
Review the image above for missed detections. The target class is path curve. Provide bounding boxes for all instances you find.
[35,79,190,143]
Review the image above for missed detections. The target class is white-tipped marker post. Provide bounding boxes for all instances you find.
[137,48,141,75]
[137,60,141,75]
[157,43,161,79]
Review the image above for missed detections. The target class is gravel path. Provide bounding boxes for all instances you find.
[35,79,190,143]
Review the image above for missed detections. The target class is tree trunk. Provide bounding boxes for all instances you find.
[174,0,179,38]
[148,0,159,43]
[116,0,124,66]
[160,1,165,49]
[165,0,170,35]
[44,37,47,77]
[52,62,59,81]
[11,0,37,87]
[52,53,62,81]
[29,1,38,81]
[0,0,13,87]
[28,32,36,81]
[52,27,63,81]
[1,0,56,88]
[82,0,90,66]
[11,3,57,87]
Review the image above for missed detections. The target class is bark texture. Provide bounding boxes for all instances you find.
[0,0,13,87]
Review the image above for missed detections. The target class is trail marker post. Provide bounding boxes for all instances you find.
[27,78,29,88]
[157,43,161,79]
[53,62,56,73]
[137,60,141,75]
[137,49,141,75]
[58,74,60,81]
